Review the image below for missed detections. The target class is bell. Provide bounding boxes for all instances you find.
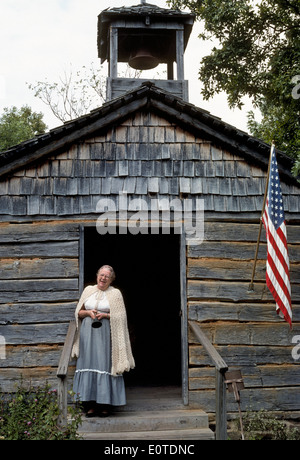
[129,48,159,70]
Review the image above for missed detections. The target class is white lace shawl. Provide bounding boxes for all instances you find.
[71,285,135,376]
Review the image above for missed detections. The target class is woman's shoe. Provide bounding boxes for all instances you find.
[97,404,111,417]
[86,408,96,418]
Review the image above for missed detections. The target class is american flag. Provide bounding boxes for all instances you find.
[262,145,292,328]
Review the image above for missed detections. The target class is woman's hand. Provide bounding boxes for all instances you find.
[78,308,110,320]
[96,312,110,321]
[78,308,97,320]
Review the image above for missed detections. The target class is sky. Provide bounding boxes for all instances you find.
[0,0,259,133]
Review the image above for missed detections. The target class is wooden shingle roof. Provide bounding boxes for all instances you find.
[99,3,193,17]
[0,81,297,186]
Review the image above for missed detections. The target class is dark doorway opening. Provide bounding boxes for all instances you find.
[83,227,182,387]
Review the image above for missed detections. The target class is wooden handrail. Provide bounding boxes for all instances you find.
[189,321,228,440]
[57,320,76,378]
[57,320,77,426]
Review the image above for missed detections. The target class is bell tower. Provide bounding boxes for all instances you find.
[98,2,195,101]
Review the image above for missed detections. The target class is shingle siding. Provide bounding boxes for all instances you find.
[1,112,298,220]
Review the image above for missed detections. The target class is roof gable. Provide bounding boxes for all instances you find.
[0,109,299,219]
[0,82,298,186]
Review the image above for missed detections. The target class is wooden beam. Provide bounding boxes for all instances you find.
[109,27,118,79]
[180,232,189,405]
[57,320,76,378]
[189,321,228,372]
[176,30,185,81]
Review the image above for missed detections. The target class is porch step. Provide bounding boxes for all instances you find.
[78,409,215,440]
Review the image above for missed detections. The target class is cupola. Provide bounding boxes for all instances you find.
[98,1,195,101]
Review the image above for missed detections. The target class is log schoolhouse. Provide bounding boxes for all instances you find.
[0,2,299,418]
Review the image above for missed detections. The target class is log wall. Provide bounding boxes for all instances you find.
[187,221,300,413]
[0,221,79,392]
[0,111,299,414]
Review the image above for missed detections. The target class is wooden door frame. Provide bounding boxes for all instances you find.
[180,232,189,406]
[79,225,189,404]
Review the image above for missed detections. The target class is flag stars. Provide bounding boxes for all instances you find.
[267,152,285,229]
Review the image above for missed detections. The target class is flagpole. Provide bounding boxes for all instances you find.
[248,142,275,291]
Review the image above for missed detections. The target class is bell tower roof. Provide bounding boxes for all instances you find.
[98,3,195,63]
[98,2,195,102]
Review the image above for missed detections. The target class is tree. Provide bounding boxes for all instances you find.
[167,0,300,172]
[28,63,107,124]
[28,63,142,124]
[0,105,47,152]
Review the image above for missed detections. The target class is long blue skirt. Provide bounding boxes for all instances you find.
[73,316,126,406]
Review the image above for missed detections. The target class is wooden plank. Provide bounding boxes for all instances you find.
[111,79,187,101]
[191,258,246,279]
[189,241,267,260]
[57,321,76,378]
[0,302,76,324]
[176,30,184,80]
[188,258,299,281]
[215,369,227,440]
[0,278,78,293]
[0,258,78,280]
[0,323,70,345]
[187,280,300,302]
[0,345,63,368]
[109,27,118,79]
[0,367,75,392]
[189,321,228,372]
[189,344,297,366]
[57,374,68,426]
[189,386,300,412]
[180,232,189,405]
[0,241,78,258]
[188,302,300,322]
[0,221,80,243]
[189,322,300,346]
[0,290,78,303]
[203,222,300,244]
[188,241,300,262]
[189,364,300,389]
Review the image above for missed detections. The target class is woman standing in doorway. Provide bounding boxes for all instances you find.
[72,265,135,417]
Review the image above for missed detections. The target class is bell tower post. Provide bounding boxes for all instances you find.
[97,2,195,101]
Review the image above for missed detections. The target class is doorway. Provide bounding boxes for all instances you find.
[83,227,182,388]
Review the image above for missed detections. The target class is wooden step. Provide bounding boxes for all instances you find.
[80,428,215,440]
[76,386,214,440]
[78,409,215,440]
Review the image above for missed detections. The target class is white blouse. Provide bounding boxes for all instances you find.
[84,291,110,313]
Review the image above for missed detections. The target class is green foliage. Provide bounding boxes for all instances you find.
[167,0,300,170]
[243,409,300,440]
[0,105,47,152]
[0,383,82,440]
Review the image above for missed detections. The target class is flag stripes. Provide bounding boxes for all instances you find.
[262,146,292,327]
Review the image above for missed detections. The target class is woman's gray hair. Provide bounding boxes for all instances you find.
[97,265,116,282]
